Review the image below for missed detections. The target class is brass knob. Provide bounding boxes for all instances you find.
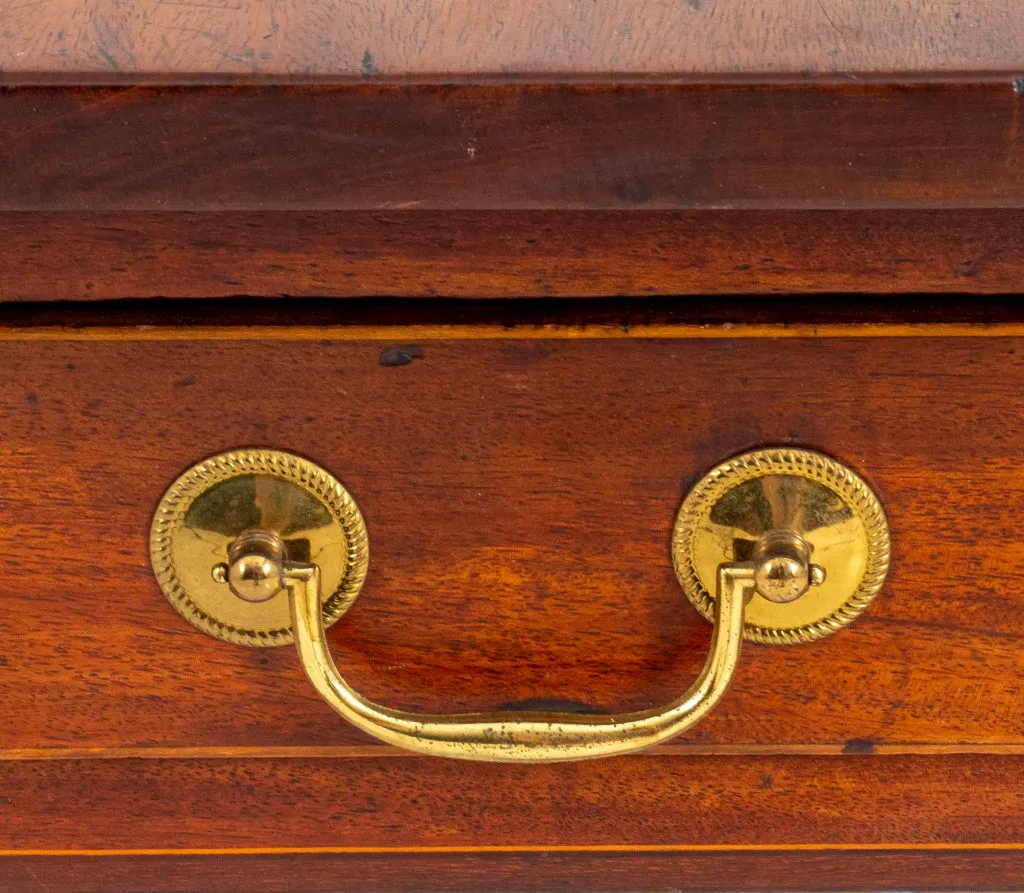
[212,529,287,603]
[751,530,826,603]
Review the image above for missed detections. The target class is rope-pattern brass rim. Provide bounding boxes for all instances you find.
[672,448,890,645]
[149,449,369,647]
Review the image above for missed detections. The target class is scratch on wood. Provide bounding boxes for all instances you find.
[815,0,843,34]
[94,42,120,72]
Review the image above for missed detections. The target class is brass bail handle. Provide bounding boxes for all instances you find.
[213,528,820,763]
[150,448,891,763]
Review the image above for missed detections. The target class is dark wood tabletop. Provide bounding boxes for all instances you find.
[2,2,1021,299]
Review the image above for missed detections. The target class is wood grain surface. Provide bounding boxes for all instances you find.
[2,327,1024,890]
[0,333,1023,754]
[2,84,1021,212]
[2,0,1022,83]
[2,755,1024,849]
[3,849,1024,893]
[5,3,1023,881]
[1,755,1024,892]
[4,210,1024,300]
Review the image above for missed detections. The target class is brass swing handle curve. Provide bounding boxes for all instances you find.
[283,560,753,763]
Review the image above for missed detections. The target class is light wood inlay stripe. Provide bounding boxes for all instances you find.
[4,843,1024,858]
[2,743,1024,761]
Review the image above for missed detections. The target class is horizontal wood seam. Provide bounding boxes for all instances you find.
[3,323,1024,341]
[4,74,1024,87]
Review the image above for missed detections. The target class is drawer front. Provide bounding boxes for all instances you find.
[1,329,1022,889]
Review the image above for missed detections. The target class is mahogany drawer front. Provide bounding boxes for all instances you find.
[1,328,1023,889]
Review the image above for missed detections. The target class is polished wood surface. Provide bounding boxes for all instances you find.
[4,849,1024,893]
[2,0,1022,82]
[2,84,1020,212]
[1,755,1023,891]
[1,332,1022,754]
[1,326,1023,889]
[2,755,1023,848]
[4,210,1024,300]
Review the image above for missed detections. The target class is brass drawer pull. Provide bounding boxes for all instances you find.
[151,448,889,763]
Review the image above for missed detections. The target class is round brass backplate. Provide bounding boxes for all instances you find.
[673,448,890,645]
[149,449,369,647]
